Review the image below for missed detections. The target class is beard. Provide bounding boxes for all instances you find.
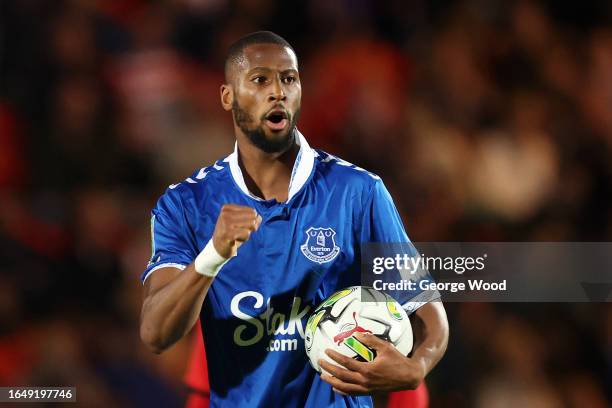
[232,100,300,154]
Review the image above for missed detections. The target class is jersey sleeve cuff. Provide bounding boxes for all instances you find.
[142,262,187,284]
[401,289,441,315]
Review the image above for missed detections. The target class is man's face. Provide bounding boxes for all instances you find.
[226,43,301,153]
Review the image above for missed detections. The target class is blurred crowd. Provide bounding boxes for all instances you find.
[0,0,611,407]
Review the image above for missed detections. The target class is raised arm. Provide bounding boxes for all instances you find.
[139,204,261,354]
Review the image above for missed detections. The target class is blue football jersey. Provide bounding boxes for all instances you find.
[141,131,438,408]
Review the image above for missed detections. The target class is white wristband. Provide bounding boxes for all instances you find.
[194,239,230,277]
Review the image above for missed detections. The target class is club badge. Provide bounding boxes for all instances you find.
[300,227,340,264]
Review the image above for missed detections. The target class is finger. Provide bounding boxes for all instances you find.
[254,214,263,230]
[230,221,260,231]
[354,333,387,350]
[225,211,260,224]
[325,349,366,373]
[320,374,370,395]
[224,208,259,224]
[232,229,252,243]
[221,204,257,213]
[319,360,364,384]
[223,213,260,232]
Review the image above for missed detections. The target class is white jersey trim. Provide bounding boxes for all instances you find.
[401,289,441,315]
[142,262,187,284]
[225,130,315,202]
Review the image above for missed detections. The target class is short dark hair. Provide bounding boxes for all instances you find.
[224,31,296,82]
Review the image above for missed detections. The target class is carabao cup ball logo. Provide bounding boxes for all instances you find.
[300,227,340,264]
[386,300,404,320]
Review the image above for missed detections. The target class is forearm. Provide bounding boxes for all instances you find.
[139,205,259,354]
[408,301,449,379]
[140,264,214,353]
[318,300,449,394]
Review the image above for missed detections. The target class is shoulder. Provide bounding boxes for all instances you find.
[313,149,382,192]
[155,156,233,210]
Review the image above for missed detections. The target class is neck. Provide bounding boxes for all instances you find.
[235,129,299,202]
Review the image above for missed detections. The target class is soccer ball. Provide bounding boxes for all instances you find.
[304,286,413,373]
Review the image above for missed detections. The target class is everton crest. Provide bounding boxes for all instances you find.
[300,227,340,264]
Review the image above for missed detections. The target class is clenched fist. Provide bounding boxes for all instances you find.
[212,204,262,259]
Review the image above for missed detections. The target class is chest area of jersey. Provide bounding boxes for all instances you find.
[224,209,354,285]
[195,194,359,292]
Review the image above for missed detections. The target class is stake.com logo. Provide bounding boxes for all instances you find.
[230,291,310,352]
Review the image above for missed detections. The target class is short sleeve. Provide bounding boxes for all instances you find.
[141,190,197,283]
[360,180,440,313]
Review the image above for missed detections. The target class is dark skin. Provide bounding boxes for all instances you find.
[319,302,448,395]
[139,43,449,396]
[220,43,302,202]
[140,44,298,353]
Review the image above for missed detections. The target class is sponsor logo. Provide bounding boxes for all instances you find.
[333,312,375,362]
[230,291,310,352]
[333,312,372,345]
[300,227,340,264]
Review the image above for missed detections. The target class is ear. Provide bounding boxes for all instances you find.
[220,84,233,111]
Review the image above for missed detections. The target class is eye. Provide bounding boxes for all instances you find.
[283,76,296,84]
[252,76,267,84]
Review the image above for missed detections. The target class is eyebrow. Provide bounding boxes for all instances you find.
[246,67,299,75]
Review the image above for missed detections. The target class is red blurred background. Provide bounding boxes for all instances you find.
[0,1,611,407]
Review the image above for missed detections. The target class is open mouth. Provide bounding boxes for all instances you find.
[265,109,289,130]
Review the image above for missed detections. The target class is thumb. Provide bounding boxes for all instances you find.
[231,240,241,256]
[354,332,387,350]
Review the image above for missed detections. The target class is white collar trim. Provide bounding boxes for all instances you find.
[224,130,315,202]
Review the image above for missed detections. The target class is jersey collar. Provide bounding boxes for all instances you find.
[224,130,316,202]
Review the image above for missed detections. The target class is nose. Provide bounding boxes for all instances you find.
[268,77,286,103]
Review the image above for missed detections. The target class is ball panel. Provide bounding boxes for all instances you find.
[304,286,414,373]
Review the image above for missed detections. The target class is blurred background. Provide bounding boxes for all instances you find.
[1,0,611,407]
